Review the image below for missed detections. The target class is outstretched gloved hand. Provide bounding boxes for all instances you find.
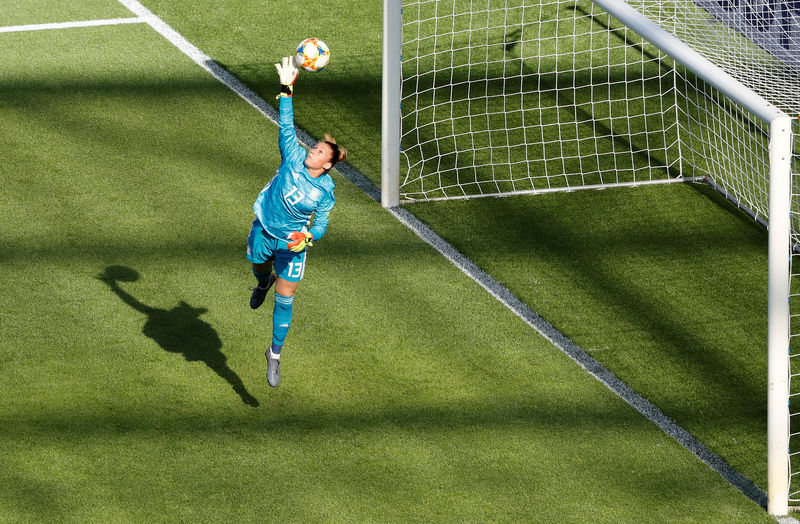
[275,56,299,97]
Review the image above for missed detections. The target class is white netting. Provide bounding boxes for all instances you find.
[629,0,800,109]
[399,0,799,207]
[401,0,682,200]
[627,0,800,224]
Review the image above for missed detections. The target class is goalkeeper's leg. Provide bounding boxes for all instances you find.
[266,278,299,388]
[250,261,276,309]
[271,291,294,354]
[246,219,278,309]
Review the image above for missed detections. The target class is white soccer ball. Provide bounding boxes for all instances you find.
[294,38,330,73]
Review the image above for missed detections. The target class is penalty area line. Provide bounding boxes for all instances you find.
[0,17,145,34]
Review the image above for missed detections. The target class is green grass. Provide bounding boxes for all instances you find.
[408,183,771,487]
[0,1,780,522]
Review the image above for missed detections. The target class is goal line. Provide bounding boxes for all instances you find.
[400,175,705,204]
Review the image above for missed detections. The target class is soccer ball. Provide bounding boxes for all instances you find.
[294,38,330,72]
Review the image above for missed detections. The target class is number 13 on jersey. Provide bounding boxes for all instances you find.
[285,186,305,206]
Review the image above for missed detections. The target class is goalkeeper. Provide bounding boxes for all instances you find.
[246,56,347,388]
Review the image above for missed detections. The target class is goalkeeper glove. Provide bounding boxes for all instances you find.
[275,56,299,97]
[287,231,313,252]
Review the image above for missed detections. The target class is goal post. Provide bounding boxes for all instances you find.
[382,0,402,208]
[382,0,796,514]
[767,114,792,516]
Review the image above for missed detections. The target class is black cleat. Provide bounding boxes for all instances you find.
[250,273,276,309]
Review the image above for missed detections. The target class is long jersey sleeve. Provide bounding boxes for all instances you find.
[253,96,336,242]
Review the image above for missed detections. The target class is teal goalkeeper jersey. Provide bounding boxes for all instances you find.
[253,96,335,243]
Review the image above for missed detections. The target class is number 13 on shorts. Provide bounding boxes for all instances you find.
[287,260,305,280]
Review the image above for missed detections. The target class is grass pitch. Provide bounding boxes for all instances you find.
[0,1,778,522]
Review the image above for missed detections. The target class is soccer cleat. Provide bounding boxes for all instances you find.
[250,273,276,309]
[265,349,281,388]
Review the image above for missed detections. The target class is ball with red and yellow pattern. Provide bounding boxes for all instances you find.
[294,38,330,72]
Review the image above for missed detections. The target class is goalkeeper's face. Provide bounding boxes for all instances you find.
[304,142,334,175]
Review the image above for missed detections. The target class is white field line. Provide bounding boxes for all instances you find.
[106,0,793,518]
[0,17,144,33]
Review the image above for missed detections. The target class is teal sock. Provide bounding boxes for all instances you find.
[271,293,294,352]
[252,268,272,288]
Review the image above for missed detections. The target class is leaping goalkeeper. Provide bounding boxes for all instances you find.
[246,56,347,388]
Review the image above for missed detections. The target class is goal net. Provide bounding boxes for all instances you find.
[397,0,798,205]
[384,0,800,514]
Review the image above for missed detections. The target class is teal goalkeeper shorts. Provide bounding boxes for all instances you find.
[246,219,307,282]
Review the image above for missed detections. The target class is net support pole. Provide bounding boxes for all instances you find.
[767,114,793,516]
[381,0,402,208]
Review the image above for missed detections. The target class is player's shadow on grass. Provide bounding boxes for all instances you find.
[97,265,259,407]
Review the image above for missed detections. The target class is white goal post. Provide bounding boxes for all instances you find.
[381,0,796,514]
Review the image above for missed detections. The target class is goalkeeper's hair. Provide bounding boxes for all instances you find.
[322,134,347,173]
